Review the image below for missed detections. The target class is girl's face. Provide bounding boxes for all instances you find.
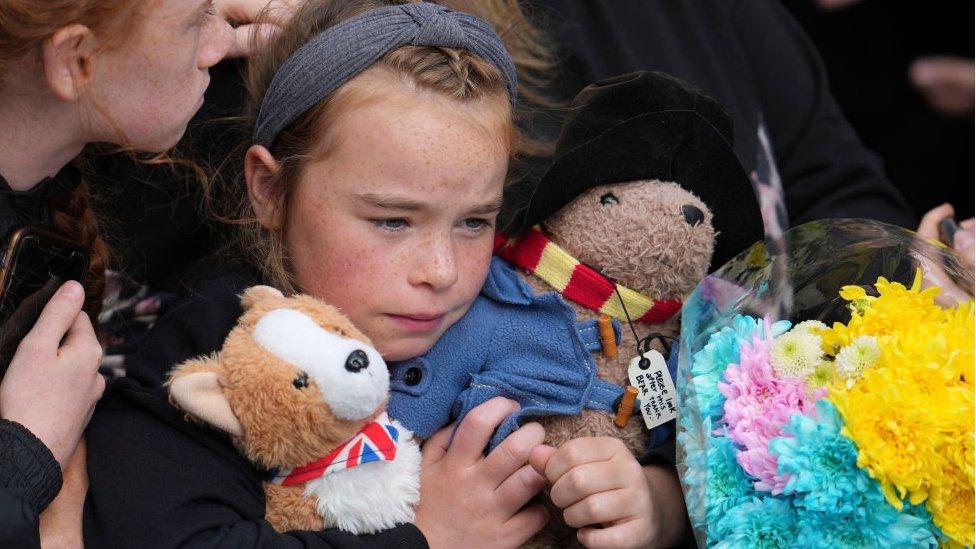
[90,0,233,150]
[269,86,509,361]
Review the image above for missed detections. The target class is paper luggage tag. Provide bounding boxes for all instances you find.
[627,350,677,430]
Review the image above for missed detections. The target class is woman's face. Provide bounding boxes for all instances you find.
[90,0,233,151]
[279,87,510,362]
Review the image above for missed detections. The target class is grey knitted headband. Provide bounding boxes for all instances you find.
[253,2,518,147]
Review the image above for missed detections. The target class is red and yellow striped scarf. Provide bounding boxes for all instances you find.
[494,228,681,324]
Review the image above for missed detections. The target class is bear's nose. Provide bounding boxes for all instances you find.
[681,204,704,227]
[344,350,369,372]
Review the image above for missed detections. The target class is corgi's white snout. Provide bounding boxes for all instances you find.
[252,308,389,420]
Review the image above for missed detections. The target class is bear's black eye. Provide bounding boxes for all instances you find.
[293,372,309,389]
[681,204,704,227]
[600,192,619,205]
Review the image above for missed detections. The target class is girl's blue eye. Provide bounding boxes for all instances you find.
[462,218,492,231]
[372,218,408,231]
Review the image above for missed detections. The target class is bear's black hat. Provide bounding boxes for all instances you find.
[520,71,764,270]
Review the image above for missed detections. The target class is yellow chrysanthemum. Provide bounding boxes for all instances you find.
[831,367,947,508]
[927,467,975,546]
[825,269,975,540]
[822,271,946,353]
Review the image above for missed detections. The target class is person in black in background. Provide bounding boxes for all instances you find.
[515,0,973,250]
[782,0,974,221]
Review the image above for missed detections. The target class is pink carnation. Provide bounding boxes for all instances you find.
[718,328,826,494]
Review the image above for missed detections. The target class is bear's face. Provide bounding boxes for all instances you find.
[544,180,715,300]
[170,288,390,469]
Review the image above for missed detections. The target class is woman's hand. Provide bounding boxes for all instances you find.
[415,398,549,549]
[0,281,104,467]
[215,0,298,58]
[918,203,974,271]
[530,437,689,548]
[916,203,974,305]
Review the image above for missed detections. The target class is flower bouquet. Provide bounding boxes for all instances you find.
[677,219,974,548]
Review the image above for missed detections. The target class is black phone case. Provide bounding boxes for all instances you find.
[0,227,90,377]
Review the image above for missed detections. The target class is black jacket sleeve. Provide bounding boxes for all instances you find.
[83,272,428,549]
[0,419,63,548]
[729,0,916,227]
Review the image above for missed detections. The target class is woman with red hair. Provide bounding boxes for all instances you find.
[0,1,279,544]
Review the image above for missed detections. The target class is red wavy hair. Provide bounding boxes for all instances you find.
[1,1,148,316]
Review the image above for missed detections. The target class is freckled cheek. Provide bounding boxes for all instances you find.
[455,238,494,298]
[289,224,400,313]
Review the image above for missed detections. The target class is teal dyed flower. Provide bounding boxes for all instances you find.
[677,415,709,532]
[772,401,938,547]
[713,497,796,549]
[903,504,945,546]
[691,372,725,419]
[769,400,869,513]
[705,435,755,540]
[795,501,936,548]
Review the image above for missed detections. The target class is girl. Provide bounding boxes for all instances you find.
[84,1,544,547]
[84,1,688,547]
[0,0,283,544]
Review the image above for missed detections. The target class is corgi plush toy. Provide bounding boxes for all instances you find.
[167,285,420,534]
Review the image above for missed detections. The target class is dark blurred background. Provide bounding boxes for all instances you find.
[784,0,974,220]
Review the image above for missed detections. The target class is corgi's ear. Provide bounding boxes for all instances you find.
[168,358,244,437]
[241,285,284,310]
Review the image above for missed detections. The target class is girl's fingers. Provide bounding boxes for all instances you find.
[495,463,547,511]
[483,422,544,487]
[446,397,518,464]
[549,461,625,509]
[543,437,622,484]
[577,520,647,549]
[502,503,549,547]
[528,443,556,477]
[562,489,632,529]
[420,423,454,466]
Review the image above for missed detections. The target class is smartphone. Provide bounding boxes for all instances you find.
[939,218,959,248]
[0,226,89,378]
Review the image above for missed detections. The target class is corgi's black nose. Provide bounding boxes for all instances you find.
[682,204,704,227]
[345,350,369,372]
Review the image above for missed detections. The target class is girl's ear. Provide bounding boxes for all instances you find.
[41,24,97,101]
[245,145,284,230]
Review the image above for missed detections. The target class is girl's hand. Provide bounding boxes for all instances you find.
[415,398,549,549]
[0,281,104,467]
[530,437,688,549]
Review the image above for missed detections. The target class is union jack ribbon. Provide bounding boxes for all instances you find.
[266,413,400,486]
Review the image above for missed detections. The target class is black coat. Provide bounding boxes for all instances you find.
[0,420,62,548]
